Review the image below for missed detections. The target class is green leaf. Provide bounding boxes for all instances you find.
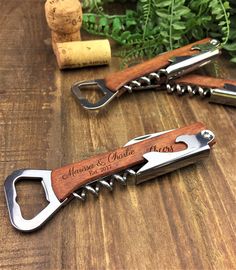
[121,31,131,40]
[230,57,236,63]
[83,14,89,23]
[82,0,236,67]
[103,24,110,34]
[155,10,168,17]
[223,43,236,51]
[177,7,191,16]
[155,0,172,7]
[172,23,186,30]
[224,1,230,9]
[112,18,122,33]
[219,21,226,26]
[126,18,137,27]
[99,17,108,26]
[216,13,224,20]
[229,30,236,39]
[89,15,96,23]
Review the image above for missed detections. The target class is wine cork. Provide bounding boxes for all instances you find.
[51,31,81,52]
[54,40,112,69]
[51,31,81,43]
[45,0,82,51]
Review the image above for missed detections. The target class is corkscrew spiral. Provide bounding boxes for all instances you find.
[73,169,136,201]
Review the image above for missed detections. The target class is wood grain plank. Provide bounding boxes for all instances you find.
[0,1,62,270]
[0,1,235,270]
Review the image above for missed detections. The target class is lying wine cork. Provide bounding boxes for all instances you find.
[45,0,82,51]
[54,40,112,69]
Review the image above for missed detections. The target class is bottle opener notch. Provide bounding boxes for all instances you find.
[71,79,118,110]
[4,169,68,232]
[135,130,215,184]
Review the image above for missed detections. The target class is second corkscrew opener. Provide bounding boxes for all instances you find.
[72,38,222,109]
[4,122,215,232]
[165,74,236,107]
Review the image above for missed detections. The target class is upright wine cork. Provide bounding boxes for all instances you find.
[45,0,82,51]
[54,40,112,69]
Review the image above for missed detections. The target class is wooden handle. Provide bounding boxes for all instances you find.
[52,122,207,201]
[174,74,236,88]
[104,38,211,95]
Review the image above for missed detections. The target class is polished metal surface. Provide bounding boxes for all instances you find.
[72,169,136,201]
[4,169,68,232]
[71,79,118,110]
[166,45,220,80]
[135,130,215,184]
[124,129,173,146]
[192,39,220,51]
[166,83,210,97]
[166,82,236,107]
[209,84,236,107]
[122,70,164,93]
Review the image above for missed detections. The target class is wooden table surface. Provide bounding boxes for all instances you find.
[0,1,236,269]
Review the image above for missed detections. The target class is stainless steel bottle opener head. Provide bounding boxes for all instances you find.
[4,170,69,232]
[72,79,118,110]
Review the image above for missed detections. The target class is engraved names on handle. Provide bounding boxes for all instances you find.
[61,144,174,180]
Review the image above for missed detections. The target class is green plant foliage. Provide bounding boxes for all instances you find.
[82,0,236,66]
[223,0,236,62]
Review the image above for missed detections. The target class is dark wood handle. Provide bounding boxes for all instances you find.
[52,122,207,201]
[174,74,236,88]
[104,38,211,96]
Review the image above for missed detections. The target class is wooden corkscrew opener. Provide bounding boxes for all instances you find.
[72,38,221,110]
[165,74,236,107]
[4,122,215,232]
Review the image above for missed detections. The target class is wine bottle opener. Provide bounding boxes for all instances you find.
[166,74,236,107]
[72,38,221,110]
[4,122,215,232]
